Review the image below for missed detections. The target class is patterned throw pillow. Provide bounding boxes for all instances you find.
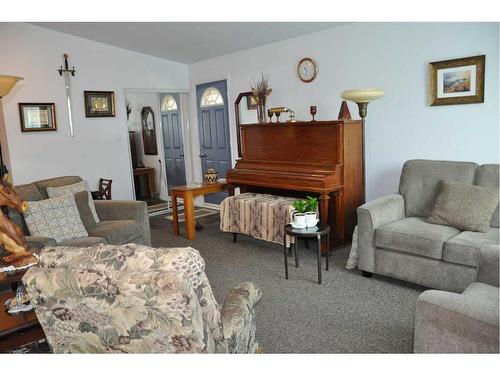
[24,194,89,243]
[46,181,100,224]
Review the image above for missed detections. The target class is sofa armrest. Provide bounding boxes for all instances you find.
[220,282,262,353]
[477,245,499,287]
[414,289,499,353]
[26,235,57,249]
[357,193,405,272]
[94,200,151,246]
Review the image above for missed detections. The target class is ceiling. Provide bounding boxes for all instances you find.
[33,22,347,64]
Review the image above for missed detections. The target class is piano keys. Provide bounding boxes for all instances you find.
[226,119,363,251]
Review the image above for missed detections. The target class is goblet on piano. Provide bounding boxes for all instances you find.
[310,105,317,121]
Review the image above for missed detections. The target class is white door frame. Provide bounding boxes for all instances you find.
[123,88,190,202]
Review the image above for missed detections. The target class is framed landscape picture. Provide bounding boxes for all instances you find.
[84,91,116,117]
[19,103,57,132]
[429,55,485,106]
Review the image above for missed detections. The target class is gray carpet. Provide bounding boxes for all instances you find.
[150,214,426,353]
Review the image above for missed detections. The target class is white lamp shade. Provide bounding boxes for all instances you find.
[341,88,384,103]
[0,75,23,98]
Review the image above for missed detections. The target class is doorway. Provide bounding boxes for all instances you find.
[195,80,231,205]
[160,93,186,194]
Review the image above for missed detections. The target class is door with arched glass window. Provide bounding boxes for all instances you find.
[160,93,186,193]
[196,80,231,204]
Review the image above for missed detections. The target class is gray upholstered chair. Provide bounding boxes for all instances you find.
[357,160,499,292]
[414,245,499,353]
[8,176,151,248]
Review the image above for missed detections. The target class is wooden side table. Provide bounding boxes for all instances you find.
[0,271,44,352]
[133,167,156,200]
[171,182,227,240]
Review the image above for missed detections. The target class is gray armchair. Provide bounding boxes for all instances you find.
[414,245,499,353]
[357,160,499,292]
[9,176,151,249]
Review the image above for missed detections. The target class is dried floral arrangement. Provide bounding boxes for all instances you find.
[251,73,272,103]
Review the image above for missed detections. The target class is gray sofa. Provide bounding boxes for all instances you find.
[357,160,499,292]
[414,244,499,353]
[8,176,151,248]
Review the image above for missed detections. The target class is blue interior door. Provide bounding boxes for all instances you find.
[196,80,231,204]
[160,93,186,194]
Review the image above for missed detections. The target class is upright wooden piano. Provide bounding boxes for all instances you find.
[226,119,363,250]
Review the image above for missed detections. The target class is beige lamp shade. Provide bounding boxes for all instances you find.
[0,75,23,98]
[341,88,384,103]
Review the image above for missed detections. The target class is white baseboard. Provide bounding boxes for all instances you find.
[203,202,220,211]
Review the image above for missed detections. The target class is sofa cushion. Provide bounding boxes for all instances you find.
[399,160,477,218]
[33,176,82,199]
[9,183,44,234]
[14,183,44,201]
[73,191,98,230]
[475,164,499,228]
[375,217,460,260]
[47,180,100,224]
[23,194,89,243]
[59,236,107,247]
[428,182,498,232]
[443,228,499,267]
[87,220,142,244]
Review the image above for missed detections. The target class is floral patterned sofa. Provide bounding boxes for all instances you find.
[22,244,262,353]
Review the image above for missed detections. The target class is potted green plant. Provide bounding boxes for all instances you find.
[292,199,307,228]
[304,196,319,227]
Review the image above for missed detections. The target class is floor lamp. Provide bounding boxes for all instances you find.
[0,75,23,181]
[341,88,384,203]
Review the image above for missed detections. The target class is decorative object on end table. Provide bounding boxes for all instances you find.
[341,88,384,202]
[0,180,38,268]
[84,90,116,117]
[141,106,158,155]
[204,168,218,184]
[310,105,317,121]
[18,103,57,132]
[251,73,272,123]
[429,55,485,106]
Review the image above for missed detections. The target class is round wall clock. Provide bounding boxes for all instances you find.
[297,57,317,83]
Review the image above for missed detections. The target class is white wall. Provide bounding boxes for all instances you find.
[0,23,189,199]
[189,22,500,201]
[125,92,168,201]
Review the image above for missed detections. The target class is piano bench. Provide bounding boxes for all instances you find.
[220,193,296,247]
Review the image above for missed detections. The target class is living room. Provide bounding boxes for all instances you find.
[0,1,499,373]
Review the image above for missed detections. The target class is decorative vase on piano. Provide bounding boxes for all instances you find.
[256,95,267,124]
[251,73,272,124]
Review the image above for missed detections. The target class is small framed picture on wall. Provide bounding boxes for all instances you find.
[84,91,116,117]
[429,55,485,106]
[19,103,57,132]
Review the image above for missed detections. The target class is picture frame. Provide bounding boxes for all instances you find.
[84,91,116,117]
[429,55,485,106]
[18,103,57,132]
[246,94,258,110]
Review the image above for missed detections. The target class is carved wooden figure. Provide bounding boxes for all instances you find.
[0,181,37,267]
